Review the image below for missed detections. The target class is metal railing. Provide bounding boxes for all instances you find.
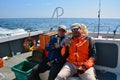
[113,25,120,35]
[49,7,64,32]
[89,26,110,34]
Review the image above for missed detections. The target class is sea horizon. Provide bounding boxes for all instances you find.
[0,17,120,19]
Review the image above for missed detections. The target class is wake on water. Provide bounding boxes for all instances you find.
[0,27,47,38]
[0,27,28,38]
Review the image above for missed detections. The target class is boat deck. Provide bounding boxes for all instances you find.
[0,52,32,80]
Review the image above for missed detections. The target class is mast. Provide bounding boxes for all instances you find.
[97,0,101,37]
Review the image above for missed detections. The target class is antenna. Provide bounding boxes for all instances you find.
[97,0,101,37]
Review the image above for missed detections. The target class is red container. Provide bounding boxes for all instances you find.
[0,58,4,68]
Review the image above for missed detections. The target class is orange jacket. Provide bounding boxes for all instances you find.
[61,36,96,69]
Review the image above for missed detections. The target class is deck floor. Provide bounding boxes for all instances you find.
[0,52,32,80]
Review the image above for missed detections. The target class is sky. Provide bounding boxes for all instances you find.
[0,0,120,18]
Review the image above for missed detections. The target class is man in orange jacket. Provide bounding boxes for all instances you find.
[55,23,96,80]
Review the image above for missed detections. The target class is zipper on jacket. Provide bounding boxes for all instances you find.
[75,53,78,66]
[75,38,79,66]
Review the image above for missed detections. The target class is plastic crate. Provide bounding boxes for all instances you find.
[11,61,37,80]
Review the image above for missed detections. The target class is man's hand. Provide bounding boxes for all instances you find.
[47,60,54,67]
[50,60,54,64]
[55,43,60,48]
[47,62,51,66]
[65,38,71,47]
[77,65,87,74]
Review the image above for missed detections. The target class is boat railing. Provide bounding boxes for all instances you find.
[88,26,110,34]
[88,26,115,38]
[49,7,64,32]
[113,25,120,35]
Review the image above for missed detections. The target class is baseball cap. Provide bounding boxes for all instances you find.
[58,25,67,32]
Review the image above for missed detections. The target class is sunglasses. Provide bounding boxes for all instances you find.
[71,28,80,32]
[58,29,66,32]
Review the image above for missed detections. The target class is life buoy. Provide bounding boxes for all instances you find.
[23,37,36,51]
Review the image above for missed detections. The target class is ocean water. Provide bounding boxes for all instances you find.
[0,18,120,37]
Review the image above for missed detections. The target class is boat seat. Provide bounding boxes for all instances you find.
[96,70,117,80]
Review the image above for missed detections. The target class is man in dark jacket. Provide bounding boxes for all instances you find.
[28,25,67,80]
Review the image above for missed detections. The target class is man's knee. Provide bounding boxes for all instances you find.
[55,75,66,80]
[79,67,96,80]
[55,72,69,80]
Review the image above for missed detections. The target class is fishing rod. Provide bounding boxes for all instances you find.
[97,0,101,37]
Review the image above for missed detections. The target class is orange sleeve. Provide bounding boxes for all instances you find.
[61,45,66,56]
[84,57,95,69]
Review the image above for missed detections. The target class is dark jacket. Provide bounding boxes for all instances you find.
[46,35,66,63]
